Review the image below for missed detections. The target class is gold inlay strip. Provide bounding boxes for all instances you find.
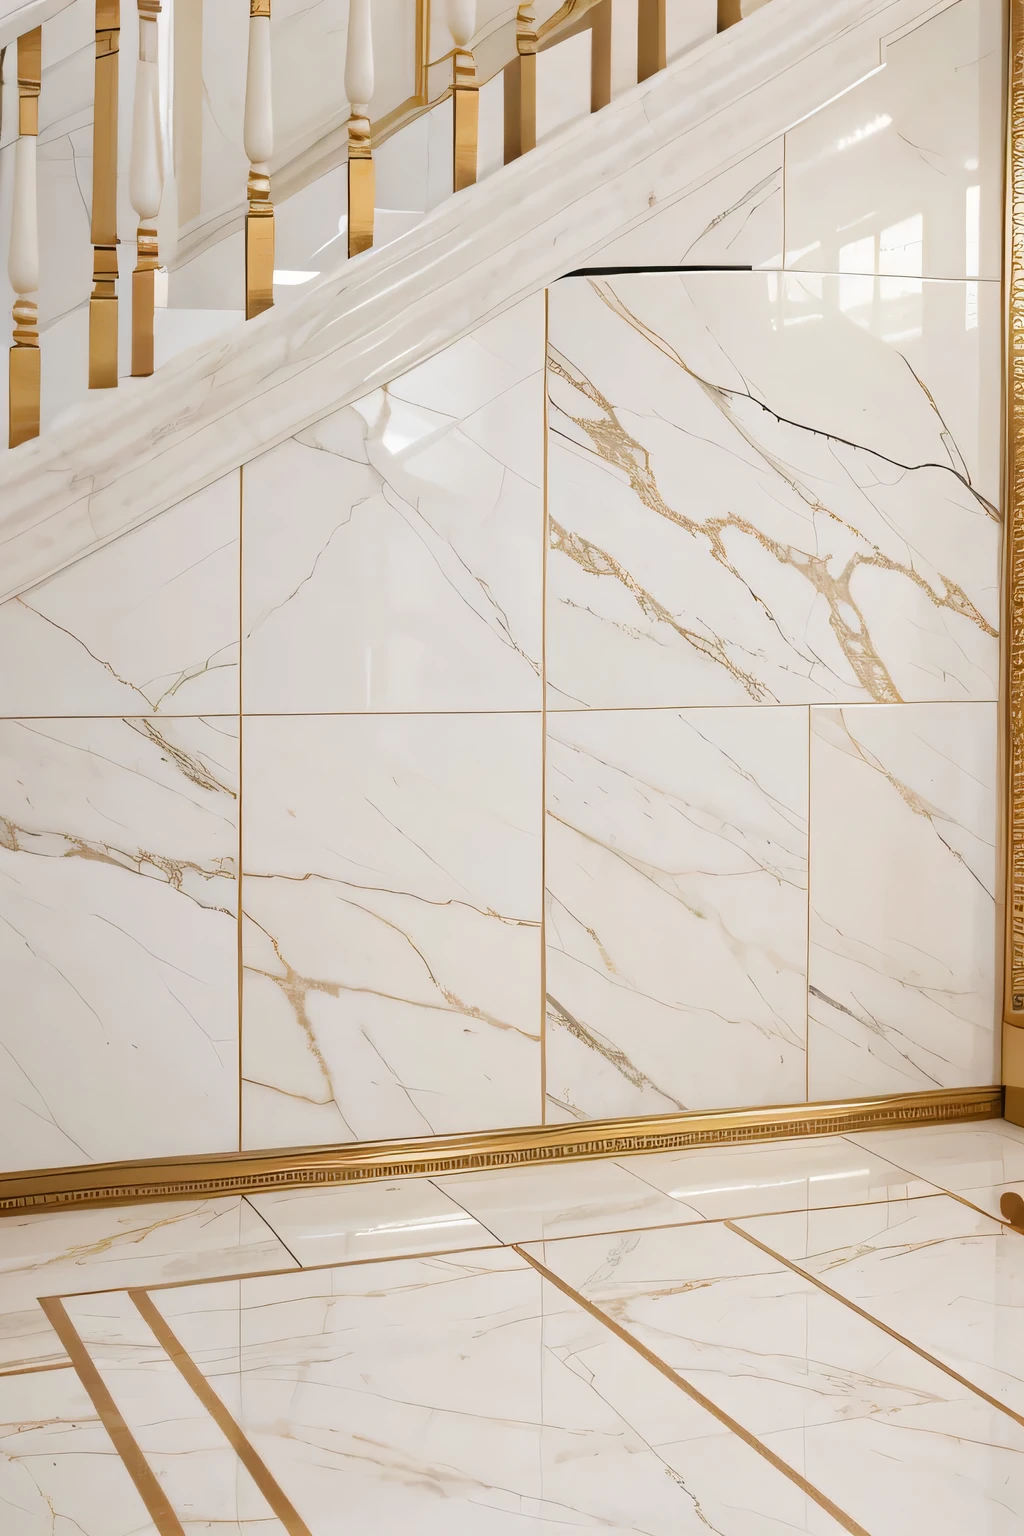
[725,1221,1024,1434]
[0,1087,1002,1216]
[514,1245,870,1536]
[0,1359,74,1378]
[37,1296,185,1536]
[129,1289,313,1536]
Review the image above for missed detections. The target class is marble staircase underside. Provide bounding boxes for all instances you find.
[0,0,940,606]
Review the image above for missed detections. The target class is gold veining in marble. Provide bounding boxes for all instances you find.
[550,281,996,705]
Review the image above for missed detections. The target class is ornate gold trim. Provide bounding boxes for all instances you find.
[0,1087,1002,1217]
[89,0,120,390]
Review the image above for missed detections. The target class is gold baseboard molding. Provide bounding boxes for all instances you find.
[0,1086,1002,1217]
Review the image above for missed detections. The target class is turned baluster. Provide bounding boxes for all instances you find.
[8,26,41,446]
[449,0,478,192]
[637,0,666,80]
[90,0,120,388]
[244,0,274,319]
[504,3,537,164]
[130,0,163,375]
[346,0,375,257]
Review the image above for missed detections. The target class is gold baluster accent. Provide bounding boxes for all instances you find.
[452,43,479,191]
[717,0,744,28]
[245,0,274,319]
[90,0,120,389]
[9,26,41,447]
[131,0,161,377]
[504,3,537,164]
[590,0,612,112]
[637,0,666,82]
[346,111,375,258]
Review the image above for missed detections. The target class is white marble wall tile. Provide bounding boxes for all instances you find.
[0,717,239,1171]
[242,296,544,713]
[588,141,784,270]
[146,1249,851,1533]
[545,706,807,1122]
[0,1197,296,1373]
[734,1195,1024,1418]
[808,702,997,1099]
[247,1179,500,1266]
[785,0,1003,281]
[621,1133,940,1219]
[241,713,542,1148]
[546,271,999,709]
[0,475,239,717]
[0,1366,159,1536]
[526,1221,1024,1534]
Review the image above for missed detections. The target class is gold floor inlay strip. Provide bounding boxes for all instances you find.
[37,1296,185,1536]
[724,1221,1024,1434]
[514,1244,870,1536]
[129,1288,313,1536]
[0,1086,1002,1215]
[0,1358,74,1378]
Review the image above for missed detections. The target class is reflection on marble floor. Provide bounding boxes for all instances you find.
[5,1122,1024,1532]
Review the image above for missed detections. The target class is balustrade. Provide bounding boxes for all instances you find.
[3,0,754,447]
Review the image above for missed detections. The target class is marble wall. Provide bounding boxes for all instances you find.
[0,0,1003,1170]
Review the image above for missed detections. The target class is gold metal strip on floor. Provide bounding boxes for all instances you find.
[724,1221,1024,1432]
[128,1288,312,1536]
[513,1244,870,1536]
[37,1296,186,1536]
[0,1085,1002,1215]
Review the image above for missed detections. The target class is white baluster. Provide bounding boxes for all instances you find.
[244,0,274,318]
[9,26,41,447]
[449,0,478,191]
[345,0,375,257]
[130,0,163,376]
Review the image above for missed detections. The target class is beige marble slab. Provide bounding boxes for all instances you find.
[844,1120,1024,1192]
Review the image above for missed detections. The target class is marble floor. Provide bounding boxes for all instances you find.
[5,1122,1024,1532]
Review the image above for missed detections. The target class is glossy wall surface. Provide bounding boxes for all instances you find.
[0,0,1003,1168]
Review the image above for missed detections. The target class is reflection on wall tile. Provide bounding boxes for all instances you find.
[547,271,999,710]
[0,475,239,717]
[589,141,783,270]
[0,716,239,1171]
[808,702,997,1099]
[241,713,542,1147]
[785,0,1002,281]
[545,706,808,1122]
[242,295,544,713]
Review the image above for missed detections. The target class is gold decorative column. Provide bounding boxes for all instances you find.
[504,3,538,164]
[717,0,744,29]
[8,27,41,447]
[590,0,612,113]
[345,0,375,258]
[130,0,162,376]
[637,0,666,82]
[90,0,120,389]
[1005,0,1024,1124]
[244,0,274,319]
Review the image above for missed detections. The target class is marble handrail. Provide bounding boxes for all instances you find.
[0,0,917,602]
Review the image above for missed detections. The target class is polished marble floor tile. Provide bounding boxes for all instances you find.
[525,1220,1024,1533]
[0,1364,159,1536]
[432,1158,699,1242]
[140,1248,851,1534]
[620,1134,941,1219]
[247,1179,500,1266]
[845,1120,1024,1191]
[735,1193,1024,1418]
[0,1197,297,1372]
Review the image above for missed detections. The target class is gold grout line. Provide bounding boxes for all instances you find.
[129,1288,313,1536]
[541,285,550,1125]
[512,1244,870,1536]
[0,1359,74,1378]
[37,1296,186,1536]
[724,1219,1024,1433]
[40,1186,951,1303]
[237,463,244,1155]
